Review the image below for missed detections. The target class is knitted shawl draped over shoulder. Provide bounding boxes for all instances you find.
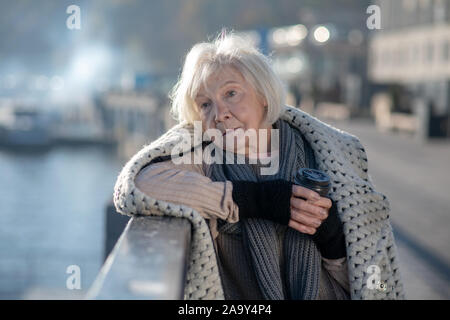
[113,105,405,300]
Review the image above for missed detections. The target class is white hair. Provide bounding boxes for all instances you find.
[169,32,286,125]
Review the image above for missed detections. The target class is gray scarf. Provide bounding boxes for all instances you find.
[204,119,322,300]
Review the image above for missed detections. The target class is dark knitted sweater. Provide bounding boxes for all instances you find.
[231,180,347,259]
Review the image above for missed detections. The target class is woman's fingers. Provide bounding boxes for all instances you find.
[292,184,320,201]
[290,196,329,219]
[310,197,332,209]
[291,185,332,208]
[290,207,322,228]
[290,186,332,230]
[288,218,316,235]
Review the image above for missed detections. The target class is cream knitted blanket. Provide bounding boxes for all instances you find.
[113,105,405,300]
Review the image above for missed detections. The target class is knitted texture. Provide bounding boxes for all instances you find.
[206,118,322,300]
[113,105,406,300]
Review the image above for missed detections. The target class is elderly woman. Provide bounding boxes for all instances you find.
[113,34,405,300]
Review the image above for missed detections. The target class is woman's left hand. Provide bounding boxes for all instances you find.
[289,184,332,235]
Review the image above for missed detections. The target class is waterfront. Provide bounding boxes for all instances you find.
[0,146,121,299]
[1,0,449,301]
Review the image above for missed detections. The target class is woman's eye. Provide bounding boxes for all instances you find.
[201,102,211,109]
[226,90,237,97]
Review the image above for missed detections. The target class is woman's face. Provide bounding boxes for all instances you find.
[194,66,271,154]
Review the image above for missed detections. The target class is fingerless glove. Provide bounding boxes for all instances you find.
[312,200,347,259]
[231,179,292,225]
[231,180,346,259]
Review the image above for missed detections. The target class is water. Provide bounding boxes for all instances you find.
[0,146,122,299]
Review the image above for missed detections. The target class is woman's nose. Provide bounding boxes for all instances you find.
[214,102,231,123]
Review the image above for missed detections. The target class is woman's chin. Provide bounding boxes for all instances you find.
[222,146,246,155]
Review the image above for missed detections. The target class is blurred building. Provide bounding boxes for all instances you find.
[95,90,168,161]
[238,19,369,118]
[369,0,450,137]
[271,23,367,113]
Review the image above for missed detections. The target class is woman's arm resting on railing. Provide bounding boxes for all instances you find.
[135,160,350,294]
[134,160,239,224]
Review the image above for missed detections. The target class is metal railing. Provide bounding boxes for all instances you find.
[86,216,191,299]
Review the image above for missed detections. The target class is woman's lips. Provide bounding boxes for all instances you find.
[222,127,242,136]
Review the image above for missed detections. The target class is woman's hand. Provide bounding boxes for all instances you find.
[289,185,332,235]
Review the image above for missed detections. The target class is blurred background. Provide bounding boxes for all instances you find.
[0,0,449,299]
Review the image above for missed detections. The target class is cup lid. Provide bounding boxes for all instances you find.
[297,168,330,187]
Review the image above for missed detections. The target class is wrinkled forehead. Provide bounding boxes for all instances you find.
[190,63,244,99]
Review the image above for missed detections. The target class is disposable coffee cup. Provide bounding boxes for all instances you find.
[294,168,331,198]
